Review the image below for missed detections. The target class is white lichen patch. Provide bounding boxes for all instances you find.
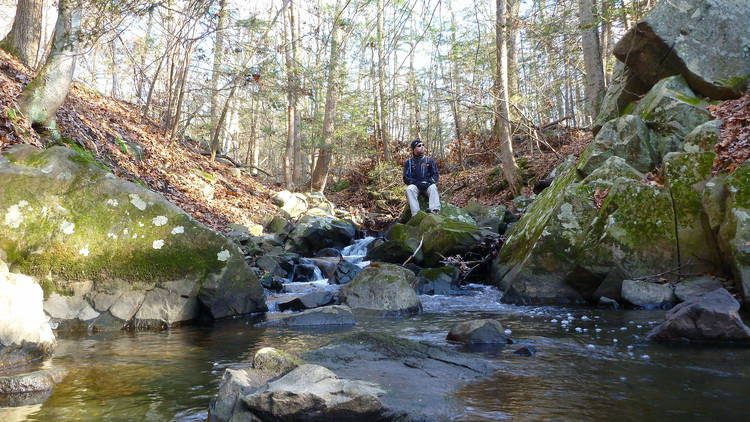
[152,240,164,249]
[105,198,119,207]
[123,228,129,235]
[129,194,147,211]
[60,221,75,235]
[132,233,138,239]
[79,246,90,256]
[107,233,118,239]
[558,203,580,230]
[152,216,168,226]
[4,204,24,228]
[18,200,28,207]
[138,222,144,227]
[217,249,230,261]
[171,226,185,235]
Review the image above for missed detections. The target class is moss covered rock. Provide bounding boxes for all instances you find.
[579,115,656,176]
[0,145,265,330]
[683,120,722,153]
[718,163,750,305]
[341,263,421,315]
[664,151,722,276]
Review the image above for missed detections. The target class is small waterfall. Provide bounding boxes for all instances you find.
[341,236,376,265]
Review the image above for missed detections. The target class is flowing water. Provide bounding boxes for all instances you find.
[3,241,750,421]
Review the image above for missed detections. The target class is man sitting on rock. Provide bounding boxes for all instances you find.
[403,139,440,216]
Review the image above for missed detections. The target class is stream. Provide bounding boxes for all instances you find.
[2,238,750,421]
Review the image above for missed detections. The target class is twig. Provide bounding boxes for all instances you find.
[402,236,424,266]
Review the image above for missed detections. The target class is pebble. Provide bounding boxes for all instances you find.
[636,325,643,329]
[627,345,634,350]
[613,339,619,343]
[551,319,558,323]
[575,327,582,332]
[595,328,602,333]
[586,344,596,349]
[619,327,628,331]
[581,316,589,320]
[504,329,512,335]
[641,354,650,359]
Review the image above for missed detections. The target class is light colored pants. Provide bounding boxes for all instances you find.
[406,184,440,216]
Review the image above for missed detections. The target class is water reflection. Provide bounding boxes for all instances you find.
[2,287,750,421]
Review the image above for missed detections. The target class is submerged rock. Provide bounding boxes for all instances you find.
[0,367,66,395]
[446,319,508,345]
[341,263,421,315]
[417,266,458,295]
[258,305,355,327]
[647,288,750,343]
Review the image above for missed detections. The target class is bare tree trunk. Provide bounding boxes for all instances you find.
[169,42,193,142]
[579,0,605,122]
[18,0,80,133]
[447,0,464,170]
[282,1,298,189]
[376,0,391,161]
[494,0,521,195]
[600,0,613,84]
[109,39,119,98]
[310,5,343,192]
[1,0,44,68]
[143,52,165,118]
[209,0,227,152]
[506,0,521,98]
[210,84,237,162]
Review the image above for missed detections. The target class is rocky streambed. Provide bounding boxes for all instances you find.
[3,286,750,421]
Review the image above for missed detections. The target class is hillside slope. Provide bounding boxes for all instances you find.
[0,50,277,232]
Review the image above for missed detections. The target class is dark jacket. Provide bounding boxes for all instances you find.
[403,154,439,190]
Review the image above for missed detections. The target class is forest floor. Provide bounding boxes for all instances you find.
[2,49,749,234]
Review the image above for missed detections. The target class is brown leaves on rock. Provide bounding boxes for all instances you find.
[708,93,750,173]
[592,187,609,209]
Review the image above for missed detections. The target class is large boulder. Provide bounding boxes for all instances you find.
[0,145,265,330]
[340,263,421,315]
[0,269,55,369]
[579,115,656,176]
[613,0,750,100]
[272,190,308,219]
[647,288,750,343]
[286,215,356,256]
[718,163,750,305]
[241,364,386,422]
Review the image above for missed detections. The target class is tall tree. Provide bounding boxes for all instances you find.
[282,0,299,189]
[18,0,81,134]
[376,0,391,161]
[579,0,606,123]
[0,0,44,68]
[494,0,521,195]
[310,3,344,192]
[209,0,227,159]
[447,0,464,170]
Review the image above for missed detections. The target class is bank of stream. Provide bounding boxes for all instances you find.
[3,278,750,421]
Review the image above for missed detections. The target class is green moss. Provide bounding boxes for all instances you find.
[728,163,750,209]
[330,179,350,192]
[664,152,715,223]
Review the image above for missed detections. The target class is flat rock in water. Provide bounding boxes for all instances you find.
[257,305,355,327]
[277,290,334,312]
[241,364,386,422]
[303,332,497,421]
[647,288,750,343]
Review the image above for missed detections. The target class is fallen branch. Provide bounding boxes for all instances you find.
[402,236,424,266]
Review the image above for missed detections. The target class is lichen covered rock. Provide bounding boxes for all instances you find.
[0,145,265,330]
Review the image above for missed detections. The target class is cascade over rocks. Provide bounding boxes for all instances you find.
[0,145,266,330]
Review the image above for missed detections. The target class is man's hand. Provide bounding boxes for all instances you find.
[417,181,431,191]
